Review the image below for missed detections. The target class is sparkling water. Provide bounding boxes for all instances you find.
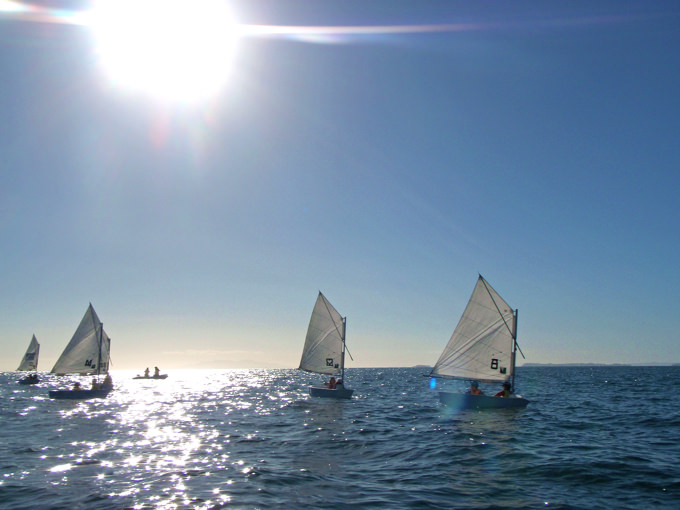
[1,366,678,509]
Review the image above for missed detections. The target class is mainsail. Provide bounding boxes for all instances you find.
[299,292,346,377]
[17,335,40,371]
[431,275,517,383]
[51,304,111,375]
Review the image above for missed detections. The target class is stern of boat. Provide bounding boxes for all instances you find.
[438,391,529,409]
[309,385,354,399]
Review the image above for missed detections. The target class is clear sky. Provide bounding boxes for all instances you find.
[1,1,679,371]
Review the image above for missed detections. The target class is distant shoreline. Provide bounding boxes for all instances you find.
[521,363,679,367]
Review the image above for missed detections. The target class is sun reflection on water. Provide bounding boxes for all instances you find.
[4,368,332,508]
[88,369,290,507]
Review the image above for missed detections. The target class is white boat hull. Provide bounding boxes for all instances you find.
[309,385,354,399]
[438,391,529,409]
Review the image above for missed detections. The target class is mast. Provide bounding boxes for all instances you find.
[341,316,347,382]
[511,309,518,391]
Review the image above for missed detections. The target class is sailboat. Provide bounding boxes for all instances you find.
[430,275,529,409]
[299,292,354,399]
[48,303,113,400]
[17,335,41,385]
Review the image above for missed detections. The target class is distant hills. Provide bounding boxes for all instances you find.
[522,362,678,367]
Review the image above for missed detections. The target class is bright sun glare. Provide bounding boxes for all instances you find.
[89,0,239,102]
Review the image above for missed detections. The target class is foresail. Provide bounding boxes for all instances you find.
[51,304,111,375]
[299,292,344,376]
[17,334,40,371]
[431,276,516,383]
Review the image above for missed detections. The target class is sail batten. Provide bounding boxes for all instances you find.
[17,335,40,371]
[299,292,346,376]
[51,304,111,375]
[431,276,516,383]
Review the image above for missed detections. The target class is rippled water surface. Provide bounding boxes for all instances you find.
[1,366,679,509]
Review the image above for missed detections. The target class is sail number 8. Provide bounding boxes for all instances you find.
[490,358,508,374]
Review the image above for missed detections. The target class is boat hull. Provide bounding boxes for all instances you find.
[18,378,40,385]
[438,391,529,409]
[49,388,112,400]
[133,374,168,379]
[309,385,354,399]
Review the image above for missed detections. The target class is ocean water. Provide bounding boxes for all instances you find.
[1,366,679,509]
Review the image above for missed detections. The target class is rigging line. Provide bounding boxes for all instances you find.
[479,276,515,339]
[515,341,526,359]
[345,344,354,362]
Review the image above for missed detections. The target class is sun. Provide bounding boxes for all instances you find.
[89,0,239,102]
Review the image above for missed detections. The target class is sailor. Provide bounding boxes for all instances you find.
[154,366,160,377]
[144,367,150,378]
[494,381,512,397]
[470,381,483,395]
[326,376,336,389]
[101,373,113,388]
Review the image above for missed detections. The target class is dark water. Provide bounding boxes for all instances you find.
[1,366,679,509]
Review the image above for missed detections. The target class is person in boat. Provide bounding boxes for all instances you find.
[101,374,113,388]
[325,376,336,389]
[154,366,160,377]
[91,378,100,390]
[144,367,150,378]
[494,381,512,398]
[335,378,344,390]
[73,381,82,391]
[469,381,483,395]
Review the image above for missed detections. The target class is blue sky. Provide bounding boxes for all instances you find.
[1,1,679,371]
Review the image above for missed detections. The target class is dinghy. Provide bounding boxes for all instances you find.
[133,374,168,380]
[299,292,354,399]
[49,304,113,400]
[49,388,111,400]
[430,275,529,409]
[17,335,40,385]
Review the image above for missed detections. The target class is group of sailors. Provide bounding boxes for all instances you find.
[68,366,163,391]
[143,366,161,377]
[325,376,344,390]
[469,380,512,397]
[72,373,113,391]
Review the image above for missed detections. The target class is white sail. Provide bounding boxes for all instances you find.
[51,304,111,375]
[431,276,516,383]
[299,292,345,376]
[17,334,40,371]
